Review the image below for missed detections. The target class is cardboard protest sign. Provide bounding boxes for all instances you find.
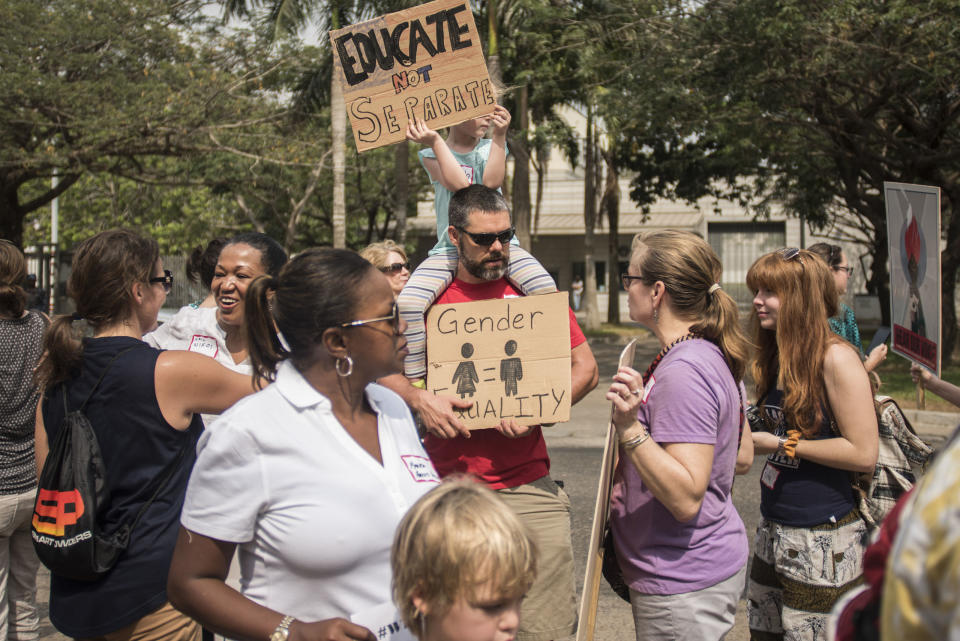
[329,0,495,152]
[884,182,941,375]
[425,292,571,429]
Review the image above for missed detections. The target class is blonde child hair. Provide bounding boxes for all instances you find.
[391,478,538,635]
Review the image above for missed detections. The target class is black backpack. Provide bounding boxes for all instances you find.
[31,348,190,581]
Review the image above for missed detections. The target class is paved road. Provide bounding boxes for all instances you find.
[34,334,957,641]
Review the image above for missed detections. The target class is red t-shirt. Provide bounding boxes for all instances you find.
[424,278,586,489]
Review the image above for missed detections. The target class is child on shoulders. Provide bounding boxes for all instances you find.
[400,107,556,381]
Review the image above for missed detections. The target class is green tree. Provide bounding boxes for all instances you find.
[612,0,960,361]
[0,0,313,248]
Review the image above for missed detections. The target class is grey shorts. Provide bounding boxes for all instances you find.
[629,564,746,641]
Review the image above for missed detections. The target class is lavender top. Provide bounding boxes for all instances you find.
[609,339,748,595]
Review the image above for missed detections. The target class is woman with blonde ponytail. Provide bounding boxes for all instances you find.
[168,248,439,641]
[34,229,255,641]
[745,248,877,640]
[607,230,752,640]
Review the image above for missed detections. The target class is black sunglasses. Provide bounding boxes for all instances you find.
[777,247,804,266]
[380,262,411,275]
[456,226,515,247]
[340,302,400,333]
[149,269,174,293]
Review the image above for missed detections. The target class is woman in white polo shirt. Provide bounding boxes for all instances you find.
[168,248,440,641]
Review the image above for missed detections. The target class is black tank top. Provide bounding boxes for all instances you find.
[41,337,202,637]
[758,390,855,527]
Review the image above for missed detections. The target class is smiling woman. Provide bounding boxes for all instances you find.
[144,233,287,385]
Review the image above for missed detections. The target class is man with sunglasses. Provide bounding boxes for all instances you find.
[383,184,599,641]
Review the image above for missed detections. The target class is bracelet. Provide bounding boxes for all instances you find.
[783,429,801,459]
[776,436,787,453]
[621,429,650,450]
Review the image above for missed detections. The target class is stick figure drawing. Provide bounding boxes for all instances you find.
[500,339,523,397]
[452,343,480,398]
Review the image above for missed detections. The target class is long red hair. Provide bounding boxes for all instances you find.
[747,249,839,437]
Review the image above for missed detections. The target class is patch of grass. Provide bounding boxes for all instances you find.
[864,330,960,412]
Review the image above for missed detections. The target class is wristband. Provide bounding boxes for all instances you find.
[621,429,650,450]
[783,429,801,459]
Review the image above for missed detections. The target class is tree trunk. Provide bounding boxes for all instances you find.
[331,43,347,248]
[486,0,500,89]
[533,147,547,239]
[1,183,24,248]
[512,85,531,249]
[394,141,409,243]
[602,148,621,324]
[582,104,601,330]
[0,172,79,249]
[867,223,891,328]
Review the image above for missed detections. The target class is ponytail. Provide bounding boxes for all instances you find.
[690,287,750,382]
[35,314,85,388]
[245,274,290,387]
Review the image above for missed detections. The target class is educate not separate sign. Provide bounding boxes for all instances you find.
[425,292,572,430]
[329,0,496,152]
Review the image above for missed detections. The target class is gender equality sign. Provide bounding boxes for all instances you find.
[884,181,941,375]
[329,0,496,152]
[425,292,571,430]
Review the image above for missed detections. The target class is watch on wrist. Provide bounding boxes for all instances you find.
[776,436,787,453]
[270,615,295,641]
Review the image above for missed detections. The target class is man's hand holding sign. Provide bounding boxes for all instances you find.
[425,292,572,433]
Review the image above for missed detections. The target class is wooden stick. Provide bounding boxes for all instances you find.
[576,338,637,641]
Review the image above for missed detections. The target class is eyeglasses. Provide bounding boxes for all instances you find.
[621,274,645,289]
[456,227,515,247]
[149,269,174,293]
[380,262,411,275]
[833,265,854,275]
[340,302,400,332]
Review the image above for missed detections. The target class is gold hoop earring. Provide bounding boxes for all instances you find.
[336,355,354,377]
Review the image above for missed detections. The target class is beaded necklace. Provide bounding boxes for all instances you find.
[641,332,701,384]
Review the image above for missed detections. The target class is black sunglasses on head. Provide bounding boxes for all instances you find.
[149,269,174,293]
[380,262,411,275]
[456,226,515,247]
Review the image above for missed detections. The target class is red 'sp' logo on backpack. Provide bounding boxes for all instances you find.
[32,488,85,536]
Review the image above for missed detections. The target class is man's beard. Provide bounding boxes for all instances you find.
[461,247,509,281]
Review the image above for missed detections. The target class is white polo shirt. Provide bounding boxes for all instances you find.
[180,359,440,623]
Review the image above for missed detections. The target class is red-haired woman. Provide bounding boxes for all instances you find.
[746,248,878,640]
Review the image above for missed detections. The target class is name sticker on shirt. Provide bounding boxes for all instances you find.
[761,461,780,490]
[460,164,475,183]
[188,334,218,358]
[401,455,440,484]
[351,602,414,641]
[641,375,656,405]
